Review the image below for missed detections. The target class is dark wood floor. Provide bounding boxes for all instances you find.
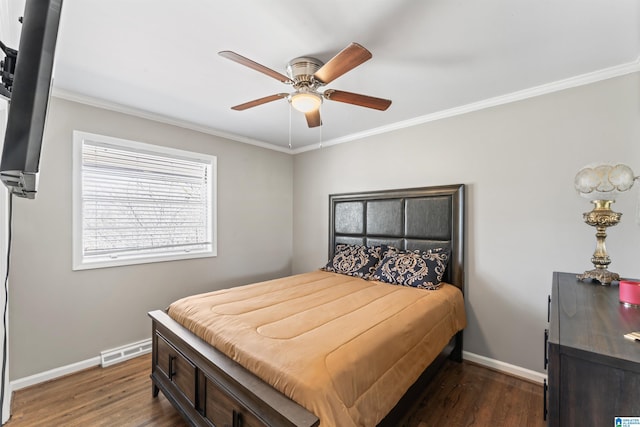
[6,353,545,426]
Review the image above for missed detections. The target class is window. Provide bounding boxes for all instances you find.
[72,131,217,270]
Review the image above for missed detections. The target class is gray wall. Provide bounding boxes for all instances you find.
[292,72,640,373]
[9,98,293,379]
[9,72,640,380]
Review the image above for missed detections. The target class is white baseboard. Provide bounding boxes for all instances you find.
[11,338,152,392]
[9,342,545,394]
[11,356,101,391]
[463,351,547,384]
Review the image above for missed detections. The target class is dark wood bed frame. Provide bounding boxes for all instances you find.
[149,184,465,427]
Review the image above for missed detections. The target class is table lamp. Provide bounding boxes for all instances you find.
[574,163,637,285]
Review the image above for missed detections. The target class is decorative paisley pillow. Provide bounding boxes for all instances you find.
[322,244,384,279]
[371,247,450,290]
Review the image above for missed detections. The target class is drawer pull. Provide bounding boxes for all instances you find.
[547,295,551,322]
[544,329,549,370]
[543,379,548,420]
[233,409,243,427]
[168,355,176,380]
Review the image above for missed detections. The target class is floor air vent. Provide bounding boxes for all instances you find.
[100,338,152,367]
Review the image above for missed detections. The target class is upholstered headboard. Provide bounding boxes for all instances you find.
[329,184,465,291]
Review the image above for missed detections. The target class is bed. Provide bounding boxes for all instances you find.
[149,184,466,427]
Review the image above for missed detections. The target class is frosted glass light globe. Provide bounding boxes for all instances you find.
[290,92,322,113]
[574,164,635,200]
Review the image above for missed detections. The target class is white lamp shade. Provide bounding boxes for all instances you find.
[574,163,635,200]
[290,92,322,113]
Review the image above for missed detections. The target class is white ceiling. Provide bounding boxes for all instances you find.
[46,0,640,151]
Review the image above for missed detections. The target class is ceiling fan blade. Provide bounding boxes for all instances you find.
[324,89,391,111]
[219,51,294,84]
[305,110,322,128]
[313,43,372,84]
[231,93,289,111]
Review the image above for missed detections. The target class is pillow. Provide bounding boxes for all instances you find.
[371,247,450,290]
[322,244,385,279]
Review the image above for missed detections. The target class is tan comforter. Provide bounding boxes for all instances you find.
[167,270,466,427]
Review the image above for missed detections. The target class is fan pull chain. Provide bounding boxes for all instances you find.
[636,178,640,225]
[288,102,292,150]
[318,105,323,149]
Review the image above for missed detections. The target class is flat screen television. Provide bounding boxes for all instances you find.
[0,0,63,199]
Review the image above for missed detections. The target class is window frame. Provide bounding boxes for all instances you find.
[72,131,217,270]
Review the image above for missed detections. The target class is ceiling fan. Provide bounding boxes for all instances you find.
[219,42,392,128]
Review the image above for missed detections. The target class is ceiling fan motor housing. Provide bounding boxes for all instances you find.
[287,57,324,88]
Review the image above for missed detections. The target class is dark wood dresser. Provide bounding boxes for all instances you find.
[546,271,640,426]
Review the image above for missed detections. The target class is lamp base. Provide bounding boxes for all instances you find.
[577,269,620,285]
[577,199,622,286]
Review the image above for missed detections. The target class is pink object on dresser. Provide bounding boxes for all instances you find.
[619,280,640,307]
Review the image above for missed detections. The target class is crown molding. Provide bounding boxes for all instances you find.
[51,88,294,154]
[53,58,640,156]
[292,57,640,154]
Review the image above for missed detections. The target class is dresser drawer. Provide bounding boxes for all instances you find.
[156,334,197,406]
[205,376,266,427]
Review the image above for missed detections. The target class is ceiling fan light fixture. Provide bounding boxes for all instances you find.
[290,92,322,113]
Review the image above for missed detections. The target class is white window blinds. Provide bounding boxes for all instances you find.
[73,132,216,270]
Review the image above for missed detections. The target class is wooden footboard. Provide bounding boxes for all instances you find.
[149,310,320,427]
[150,309,462,427]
